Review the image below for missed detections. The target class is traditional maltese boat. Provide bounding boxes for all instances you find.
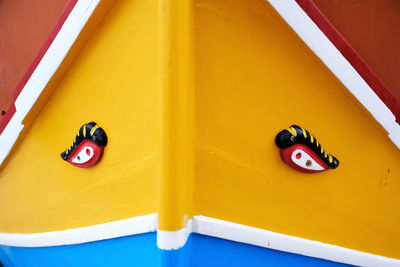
[0,0,399,266]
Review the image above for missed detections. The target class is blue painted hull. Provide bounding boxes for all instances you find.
[0,233,352,266]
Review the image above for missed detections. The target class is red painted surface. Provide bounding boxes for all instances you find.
[312,0,400,101]
[296,0,400,123]
[0,0,76,133]
[280,144,330,173]
[66,140,104,168]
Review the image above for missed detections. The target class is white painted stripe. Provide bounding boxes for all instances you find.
[193,216,400,267]
[0,0,101,166]
[2,0,400,168]
[0,213,157,247]
[0,0,398,264]
[0,214,398,266]
[157,219,193,250]
[157,216,400,266]
[266,0,400,149]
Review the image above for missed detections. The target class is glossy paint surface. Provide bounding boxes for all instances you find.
[187,234,350,267]
[158,0,196,231]
[0,0,399,261]
[0,233,159,267]
[0,233,350,267]
[312,0,400,100]
[0,0,160,233]
[193,0,400,259]
[0,0,69,117]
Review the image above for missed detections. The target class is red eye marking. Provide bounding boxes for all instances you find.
[275,125,339,173]
[280,144,328,173]
[67,140,102,168]
[61,122,108,168]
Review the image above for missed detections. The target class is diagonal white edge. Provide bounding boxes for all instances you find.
[2,0,400,168]
[266,0,400,149]
[0,0,398,264]
[0,213,157,247]
[0,0,101,166]
[0,214,398,266]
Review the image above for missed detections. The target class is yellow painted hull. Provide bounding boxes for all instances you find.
[0,0,399,261]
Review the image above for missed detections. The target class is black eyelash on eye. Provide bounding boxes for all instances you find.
[276,125,339,169]
[60,122,108,161]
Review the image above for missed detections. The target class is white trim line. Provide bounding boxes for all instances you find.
[266,0,400,149]
[158,216,400,267]
[0,213,157,247]
[157,219,193,250]
[2,0,400,168]
[193,216,400,267]
[0,214,398,266]
[0,0,101,166]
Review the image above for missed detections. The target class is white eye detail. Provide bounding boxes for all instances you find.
[72,146,94,164]
[291,149,324,171]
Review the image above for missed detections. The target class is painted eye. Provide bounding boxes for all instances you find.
[72,146,94,164]
[275,125,338,173]
[290,149,324,171]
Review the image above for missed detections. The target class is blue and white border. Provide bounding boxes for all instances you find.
[0,214,157,247]
[0,214,398,267]
[159,216,400,267]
